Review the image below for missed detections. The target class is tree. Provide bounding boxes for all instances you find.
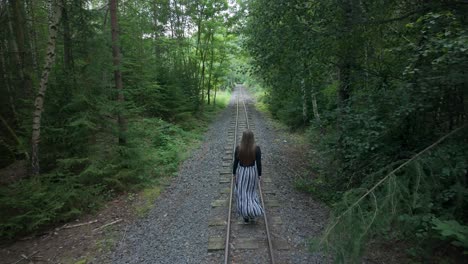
[110,0,126,144]
[0,0,241,238]
[9,0,34,99]
[31,1,62,175]
[245,0,468,261]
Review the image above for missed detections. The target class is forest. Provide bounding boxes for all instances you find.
[245,0,467,262]
[0,0,243,239]
[0,0,467,262]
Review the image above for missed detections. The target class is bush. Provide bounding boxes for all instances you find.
[0,115,212,239]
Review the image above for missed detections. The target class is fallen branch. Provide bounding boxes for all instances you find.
[93,219,122,232]
[119,223,129,245]
[62,219,98,229]
[12,251,39,264]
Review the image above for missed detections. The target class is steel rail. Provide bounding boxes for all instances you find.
[257,178,275,264]
[224,86,275,264]
[224,88,239,264]
[239,87,276,264]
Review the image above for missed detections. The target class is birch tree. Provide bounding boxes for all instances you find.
[31,1,62,175]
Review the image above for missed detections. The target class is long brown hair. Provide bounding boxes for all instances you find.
[238,130,256,164]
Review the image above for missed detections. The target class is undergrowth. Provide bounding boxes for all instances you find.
[304,125,468,263]
[0,96,229,240]
[244,80,269,114]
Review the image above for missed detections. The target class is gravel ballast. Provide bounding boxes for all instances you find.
[109,85,329,264]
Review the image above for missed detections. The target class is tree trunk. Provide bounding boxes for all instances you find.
[62,0,74,74]
[337,0,353,111]
[200,50,206,106]
[103,6,109,28]
[311,92,321,122]
[31,2,62,176]
[301,78,307,124]
[6,4,24,83]
[207,37,214,105]
[200,31,213,107]
[1,45,15,125]
[194,3,205,109]
[26,0,40,78]
[213,85,217,106]
[10,0,33,99]
[1,42,17,122]
[337,62,351,108]
[195,4,204,57]
[110,0,127,145]
[336,0,355,163]
[152,0,160,60]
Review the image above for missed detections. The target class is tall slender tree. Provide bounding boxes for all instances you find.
[9,0,34,99]
[61,0,73,74]
[31,1,62,175]
[110,0,126,145]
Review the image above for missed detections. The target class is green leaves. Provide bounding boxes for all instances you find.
[0,0,239,239]
[433,218,468,251]
[246,0,468,261]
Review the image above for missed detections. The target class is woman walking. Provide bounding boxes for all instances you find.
[232,130,263,223]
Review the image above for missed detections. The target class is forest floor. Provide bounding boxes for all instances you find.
[0,87,407,264]
[0,190,142,263]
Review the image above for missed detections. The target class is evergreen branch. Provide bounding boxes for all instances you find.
[364,1,468,25]
[321,124,467,245]
[0,114,20,145]
[360,191,378,240]
[364,7,430,25]
[412,162,422,209]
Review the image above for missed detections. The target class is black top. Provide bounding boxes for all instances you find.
[232,146,262,176]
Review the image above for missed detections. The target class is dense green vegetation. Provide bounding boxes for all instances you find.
[0,0,239,239]
[1,0,466,262]
[245,0,467,262]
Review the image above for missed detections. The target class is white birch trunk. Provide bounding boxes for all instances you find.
[311,92,321,122]
[31,2,62,175]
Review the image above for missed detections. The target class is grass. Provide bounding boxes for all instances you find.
[121,91,230,214]
[213,90,231,109]
[135,185,163,217]
[253,91,269,114]
[0,95,230,239]
[130,90,230,216]
[96,237,116,253]
[249,89,269,114]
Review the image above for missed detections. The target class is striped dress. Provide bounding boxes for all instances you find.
[233,146,263,219]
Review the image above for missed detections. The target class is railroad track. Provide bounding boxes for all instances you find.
[207,85,278,264]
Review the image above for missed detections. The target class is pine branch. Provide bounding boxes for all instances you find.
[364,7,430,25]
[321,124,467,245]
